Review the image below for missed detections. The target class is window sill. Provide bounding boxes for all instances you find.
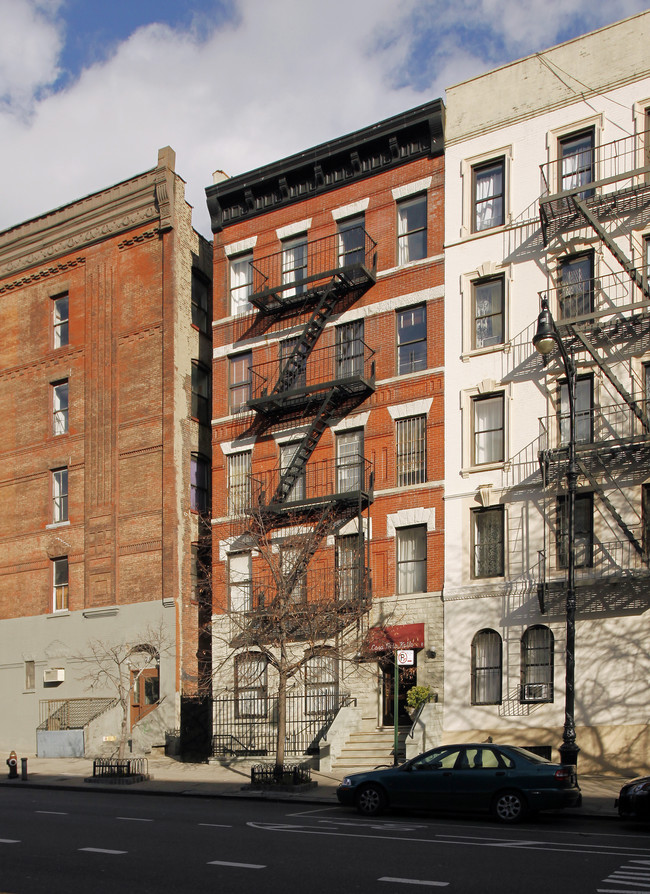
[46,521,70,529]
[378,254,443,278]
[461,343,509,362]
[461,461,509,478]
[47,610,70,619]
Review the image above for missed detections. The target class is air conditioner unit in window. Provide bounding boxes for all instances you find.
[523,682,550,702]
[43,668,65,684]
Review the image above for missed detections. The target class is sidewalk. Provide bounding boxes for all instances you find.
[0,755,628,818]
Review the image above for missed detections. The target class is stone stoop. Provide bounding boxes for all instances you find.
[331,723,409,774]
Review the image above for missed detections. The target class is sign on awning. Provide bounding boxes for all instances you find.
[364,623,425,654]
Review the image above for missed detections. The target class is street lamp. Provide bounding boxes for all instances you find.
[533,297,580,767]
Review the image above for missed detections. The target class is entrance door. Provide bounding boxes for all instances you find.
[130,667,160,729]
[381,657,416,726]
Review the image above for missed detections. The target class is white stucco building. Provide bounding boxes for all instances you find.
[443,11,650,773]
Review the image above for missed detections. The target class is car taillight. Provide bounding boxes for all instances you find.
[554,768,571,781]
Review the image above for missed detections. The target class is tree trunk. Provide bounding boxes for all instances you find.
[275,662,287,776]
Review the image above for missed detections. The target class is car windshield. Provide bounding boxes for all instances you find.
[506,745,553,764]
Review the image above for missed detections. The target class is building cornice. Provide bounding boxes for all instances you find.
[0,147,177,280]
[206,100,445,232]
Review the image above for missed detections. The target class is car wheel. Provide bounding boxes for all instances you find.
[491,789,527,823]
[356,783,386,817]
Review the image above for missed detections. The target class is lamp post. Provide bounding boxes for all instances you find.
[532,297,580,768]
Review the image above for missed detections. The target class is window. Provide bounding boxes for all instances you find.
[559,130,594,197]
[190,454,209,513]
[229,352,252,412]
[282,236,308,297]
[52,294,69,348]
[558,253,593,319]
[235,653,267,718]
[396,415,426,486]
[336,320,364,379]
[396,525,427,594]
[472,159,504,232]
[191,362,210,424]
[472,393,504,465]
[229,552,252,612]
[397,194,427,264]
[279,336,306,390]
[473,276,504,349]
[559,375,593,445]
[397,305,427,375]
[52,380,69,435]
[472,507,504,578]
[336,429,363,493]
[337,535,362,602]
[52,468,68,523]
[338,216,365,268]
[191,271,210,331]
[556,493,593,568]
[25,661,35,691]
[230,253,253,315]
[281,547,307,604]
[521,626,554,703]
[305,653,338,715]
[228,451,251,516]
[280,441,305,502]
[52,556,68,612]
[471,629,502,705]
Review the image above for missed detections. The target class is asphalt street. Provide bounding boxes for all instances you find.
[1,787,648,893]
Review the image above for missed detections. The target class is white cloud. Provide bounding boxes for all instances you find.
[0,0,64,114]
[0,0,647,239]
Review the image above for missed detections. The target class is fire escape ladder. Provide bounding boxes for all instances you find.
[576,459,644,556]
[572,197,650,302]
[271,390,337,505]
[271,284,341,397]
[571,327,650,432]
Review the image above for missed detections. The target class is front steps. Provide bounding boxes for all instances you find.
[331,723,409,773]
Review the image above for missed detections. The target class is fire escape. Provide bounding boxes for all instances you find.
[537,131,650,615]
[234,227,377,639]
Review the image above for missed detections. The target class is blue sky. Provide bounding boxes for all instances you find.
[0,0,648,237]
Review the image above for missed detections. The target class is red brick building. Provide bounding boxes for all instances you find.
[206,102,445,769]
[0,148,212,756]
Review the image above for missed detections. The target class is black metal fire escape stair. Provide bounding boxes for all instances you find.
[271,284,341,397]
[575,458,644,557]
[271,390,337,506]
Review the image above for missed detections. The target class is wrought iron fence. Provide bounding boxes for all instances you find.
[92,758,148,778]
[250,454,373,510]
[211,692,351,757]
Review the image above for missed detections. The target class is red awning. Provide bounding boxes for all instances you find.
[364,623,425,654]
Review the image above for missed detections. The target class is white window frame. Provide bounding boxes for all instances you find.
[460,146,512,239]
[52,380,69,436]
[461,382,510,475]
[227,450,251,516]
[229,252,254,315]
[52,294,69,349]
[545,115,603,194]
[52,556,69,612]
[396,415,426,487]
[396,194,427,266]
[228,552,252,612]
[52,468,68,523]
[396,524,427,595]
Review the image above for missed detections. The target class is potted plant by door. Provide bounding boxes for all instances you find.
[405,685,435,718]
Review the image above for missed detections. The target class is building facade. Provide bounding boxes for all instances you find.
[443,12,650,773]
[206,102,446,769]
[0,148,212,756]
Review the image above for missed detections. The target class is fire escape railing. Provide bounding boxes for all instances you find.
[249,228,377,313]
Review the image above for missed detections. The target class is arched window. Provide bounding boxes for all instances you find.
[305,651,338,716]
[235,652,267,718]
[471,629,502,705]
[521,626,554,703]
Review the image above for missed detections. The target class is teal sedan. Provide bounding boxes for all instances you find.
[336,743,581,823]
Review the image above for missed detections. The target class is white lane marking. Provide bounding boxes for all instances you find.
[0,839,20,844]
[199,823,232,828]
[36,810,68,815]
[79,847,127,855]
[379,878,448,888]
[207,860,265,869]
[247,821,650,858]
[116,817,153,822]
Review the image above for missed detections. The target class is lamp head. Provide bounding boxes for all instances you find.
[533,298,557,356]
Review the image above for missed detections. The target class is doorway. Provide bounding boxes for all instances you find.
[130,667,160,729]
[380,657,416,726]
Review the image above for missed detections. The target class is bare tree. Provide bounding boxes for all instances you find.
[73,623,170,758]
[212,498,373,772]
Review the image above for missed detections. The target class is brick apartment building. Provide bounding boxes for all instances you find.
[205,101,446,769]
[0,148,212,757]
